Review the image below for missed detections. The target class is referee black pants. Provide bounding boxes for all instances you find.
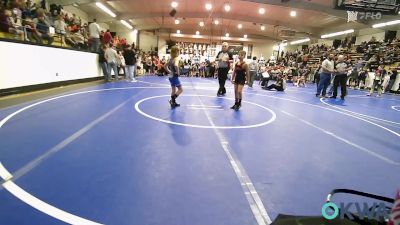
[332,74,347,98]
[217,67,229,95]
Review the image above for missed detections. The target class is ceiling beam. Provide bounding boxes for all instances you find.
[119,12,320,34]
[242,0,348,20]
[242,0,399,25]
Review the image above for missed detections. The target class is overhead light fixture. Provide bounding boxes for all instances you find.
[259,8,265,14]
[214,20,219,25]
[321,29,354,38]
[120,20,133,29]
[199,21,204,27]
[224,4,231,12]
[261,25,265,30]
[177,30,181,34]
[175,19,180,24]
[244,34,248,38]
[290,10,297,17]
[171,1,178,8]
[225,33,229,37]
[372,20,400,28]
[290,38,310,45]
[238,24,242,29]
[72,2,79,7]
[95,2,116,18]
[205,3,212,10]
[196,31,200,35]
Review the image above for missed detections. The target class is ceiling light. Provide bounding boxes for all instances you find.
[175,19,180,24]
[259,8,265,14]
[214,20,219,25]
[199,21,204,27]
[95,2,116,18]
[72,2,79,7]
[244,34,248,38]
[261,25,265,31]
[171,1,178,8]
[290,10,297,17]
[120,20,133,29]
[205,3,212,10]
[224,4,231,12]
[196,31,200,35]
[225,33,229,37]
[372,20,400,28]
[238,24,242,29]
[177,30,181,34]
[290,38,310,45]
[321,29,354,38]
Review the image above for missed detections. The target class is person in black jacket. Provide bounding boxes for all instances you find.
[99,45,109,82]
[123,45,137,82]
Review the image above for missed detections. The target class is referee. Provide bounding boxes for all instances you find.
[331,55,350,100]
[215,42,233,96]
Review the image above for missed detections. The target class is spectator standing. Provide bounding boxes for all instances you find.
[368,65,385,97]
[248,56,258,88]
[88,18,101,52]
[123,45,137,82]
[102,29,112,45]
[316,53,335,98]
[386,68,398,93]
[98,44,108,81]
[104,44,119,82]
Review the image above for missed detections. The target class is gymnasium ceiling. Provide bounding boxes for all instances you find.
[50,0,400,41]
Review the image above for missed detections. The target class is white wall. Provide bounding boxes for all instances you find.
[117,30,138,46]
[138,31,158,52]
[157,36,168,58]
[98,23,110,31]
[252,41,275,60]
[0,41,102,90]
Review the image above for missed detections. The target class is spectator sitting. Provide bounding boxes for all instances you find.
[34,14,53,45]
[0,9,24,40]
[70,29,86,49]
[297,65,308,87]
[53,14,67,46]
[23,15,40,43]
[263,74,287,91]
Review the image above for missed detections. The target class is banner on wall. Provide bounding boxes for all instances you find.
[247,44,253,59]
[227,44,244,55]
